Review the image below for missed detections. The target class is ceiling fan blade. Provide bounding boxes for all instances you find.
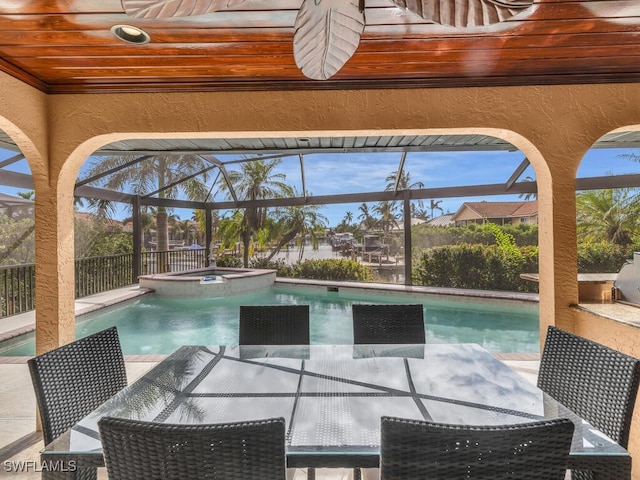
[121,0,247,19]
[293,0,366,80]
[391,0,534,27]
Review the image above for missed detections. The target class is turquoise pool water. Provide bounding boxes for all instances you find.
[1,285,539,355]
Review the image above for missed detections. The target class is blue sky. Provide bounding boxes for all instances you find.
[1,146,638,227]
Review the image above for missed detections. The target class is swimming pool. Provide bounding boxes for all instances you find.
[0,284,539,355]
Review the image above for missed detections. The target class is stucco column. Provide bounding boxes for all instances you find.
[33,179,76,354]
[534,138,593,342]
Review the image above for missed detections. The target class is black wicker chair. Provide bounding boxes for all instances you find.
[239,305,310,345]
[380,416,575,480]
[98,416,286,480]
[28,326,127,480]
[538,326,640,480]
[352,304,425,344]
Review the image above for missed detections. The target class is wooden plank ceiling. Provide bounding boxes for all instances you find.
[0,0,638,94]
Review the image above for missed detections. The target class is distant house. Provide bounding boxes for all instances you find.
[427,213,455,227]
[451,201,538,227]
[0,193,33,220]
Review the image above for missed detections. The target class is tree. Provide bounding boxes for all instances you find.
[576,187,640,245]
[81,154,210,271]
[385,170,424,191]
[518,176,537,201]
[410,203,428,221]
[216,159,293,266]
[428,199,443,219]
[373,200,399,238]
[266,202,328,262]
[358,203,376,231]
[385,169,426,221]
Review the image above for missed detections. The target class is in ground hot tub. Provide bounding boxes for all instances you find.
[138,267,276,298]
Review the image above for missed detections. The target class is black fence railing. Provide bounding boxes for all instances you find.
[141,249,207,275]
[75,253,135,298]
[0,249,209,318]
[1,264,36,317]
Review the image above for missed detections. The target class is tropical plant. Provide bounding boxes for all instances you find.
[427,199,443,219]
[373,201,399,238]
[81,154,211,271]
[358,203,376,231]
[215,158,293,266]
[17,190,34,200]
[385,169,426,220]
[518,175,537,201]
[385,169,424,192]
[342,211,354,228]
[576,188,640,245]
[410,203,429,220]
[266,202,328,262]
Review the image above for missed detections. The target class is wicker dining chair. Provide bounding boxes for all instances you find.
[537,326,640,480]
[239,305,310,345]
[380,416,575,480]
[27,326,127,480]
[98,416,287,480]
[352,304,425,344]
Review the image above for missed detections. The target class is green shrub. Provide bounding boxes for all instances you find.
[577,242,637,273]
[293,259,373,282]
[413,243,538,292]
[249,257,296,277]
[215,254,243,268]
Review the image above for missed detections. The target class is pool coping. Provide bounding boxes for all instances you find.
[0,285,154,344]
[275,278,540,303]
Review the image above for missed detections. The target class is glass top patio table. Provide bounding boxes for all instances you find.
[42,343,631,479]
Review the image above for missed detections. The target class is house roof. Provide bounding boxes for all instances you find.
[453,200,538,220]
[0,193,33,207]
[427,213,455,227]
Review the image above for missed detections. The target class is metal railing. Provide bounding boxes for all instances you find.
[0,249,209,318]
[1,264,35,317]
[75,253,135,298]
[141,249,207,275]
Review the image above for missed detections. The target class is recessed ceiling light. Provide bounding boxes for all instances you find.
[111,25,150,45]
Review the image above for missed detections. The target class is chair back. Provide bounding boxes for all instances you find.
[239,305,310,345]
[98,416,286,480]
[538,326,640,447]
[380,416,574,480]
[352,303,425,344]
[28,326,127,445]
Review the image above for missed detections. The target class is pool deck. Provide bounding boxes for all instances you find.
[0,284,540,479]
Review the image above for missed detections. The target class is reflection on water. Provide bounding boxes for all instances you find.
[2,285,539,356]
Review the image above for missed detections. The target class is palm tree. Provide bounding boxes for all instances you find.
[358,203,376,231]
[518,176,538,201]
[576,187,640,245]
[385,170,424,191]
[373,201,400,238]
[385,169,426,222]
[216,159,293,266]
[266,202,328,262]
[81,154,211,270]
[17,190,34,200]
[428,199,443,220]
[410,203,428,220]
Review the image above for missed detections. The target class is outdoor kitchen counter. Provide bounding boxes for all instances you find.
[521,273,617,303]
[575,302,640,330]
